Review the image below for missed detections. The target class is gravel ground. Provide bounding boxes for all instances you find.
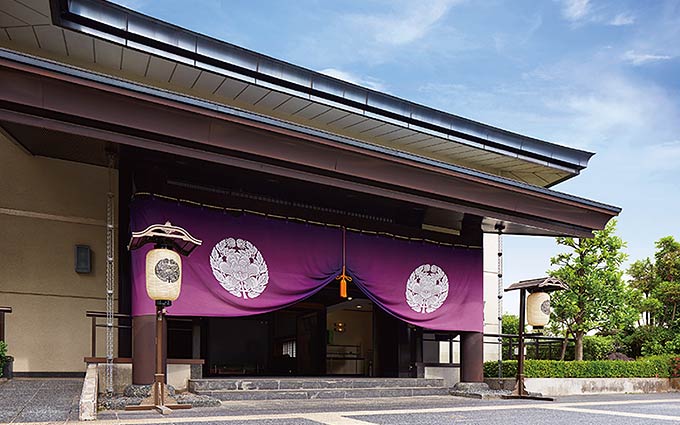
[0,378,81,423]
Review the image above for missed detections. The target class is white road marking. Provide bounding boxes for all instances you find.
[541,405,680,422]
[304,413,375,424]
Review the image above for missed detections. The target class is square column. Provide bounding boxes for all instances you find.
[460,331,484,383]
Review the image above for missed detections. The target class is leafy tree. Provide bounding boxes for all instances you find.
[627,236,680,330]
[501,314,521,335]
[548,220,634,360]
[628,258,656,325]
[652,237,680,326]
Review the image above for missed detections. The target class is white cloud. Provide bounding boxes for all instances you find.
[642,141,680,170]
[319,68,386,92]
[609,12,635,26]
[562,0,591,22]
[286,0,472,68]
[622,50,673,65]
[346,0,461,46]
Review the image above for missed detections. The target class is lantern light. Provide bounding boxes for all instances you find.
[526,291,550,329]
[145,247,182,303]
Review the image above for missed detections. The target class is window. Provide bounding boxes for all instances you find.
[282,340,296,358]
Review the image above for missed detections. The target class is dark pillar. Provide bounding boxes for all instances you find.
[117,147,133,357]
[460,331,484,382]
[192,318,201,359]
[133,314,167,384]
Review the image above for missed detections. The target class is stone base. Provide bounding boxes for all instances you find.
[79,364,98,421]
[484,378,516,391]
[123,383,176,398]
[189,378,450,401]
[98,389,221,410]
[449,382,510,399]
[452,382,490,392]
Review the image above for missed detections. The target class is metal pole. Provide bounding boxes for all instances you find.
[155,304,164,407]
[496,224,504,383]
[517,288,526,396]
[105,152,116,394]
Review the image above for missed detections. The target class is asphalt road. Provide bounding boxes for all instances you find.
[2,379,680,424]
[98,393,680,425]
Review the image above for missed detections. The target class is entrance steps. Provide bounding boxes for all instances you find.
[188,377,449,400]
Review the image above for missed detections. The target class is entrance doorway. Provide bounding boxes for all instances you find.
[167,284,422,377]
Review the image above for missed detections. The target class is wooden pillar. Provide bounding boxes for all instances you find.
[460,331,484,382]
[192,319,201,359]
[133,314,167,385]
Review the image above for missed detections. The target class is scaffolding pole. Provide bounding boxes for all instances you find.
[496,223,505,383]
[105,153,116,394]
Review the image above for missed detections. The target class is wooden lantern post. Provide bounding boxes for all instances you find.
[503,277,566,401]
[126,222,202,414]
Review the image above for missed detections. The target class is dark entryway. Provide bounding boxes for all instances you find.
[167,283,422,378]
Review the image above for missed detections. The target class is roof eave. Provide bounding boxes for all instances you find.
[50,0,594,176]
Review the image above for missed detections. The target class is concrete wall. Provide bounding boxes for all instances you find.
[525,377,671,396]
[0,133,118,372]
[482,234,500,362]
[487,377,673,395]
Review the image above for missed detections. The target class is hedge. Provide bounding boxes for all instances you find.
[0,341,6,378]
[483,355,679,379]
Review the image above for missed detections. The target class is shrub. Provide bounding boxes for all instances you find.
[483,356,676,379]
[0,341,6,378]
[583,335,616,360]
[622,325,673,357]
[670,356,680,378]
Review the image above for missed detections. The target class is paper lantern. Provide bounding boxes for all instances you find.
[146,248,182,302]
[527,291,550,328]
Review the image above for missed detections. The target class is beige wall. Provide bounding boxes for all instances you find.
[0,133,118,372]
[326,307,373,375]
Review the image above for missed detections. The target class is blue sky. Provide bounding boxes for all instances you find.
[113,0,680,313]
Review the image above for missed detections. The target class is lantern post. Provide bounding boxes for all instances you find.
[503,277,566,401]
[126,221,202,414]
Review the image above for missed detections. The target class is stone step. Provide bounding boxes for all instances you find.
[188,378,446,392]
[194,386,450,400]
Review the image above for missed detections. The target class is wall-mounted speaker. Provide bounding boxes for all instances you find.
[75,245,91,274]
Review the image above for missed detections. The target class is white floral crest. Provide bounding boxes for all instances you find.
[405,264,449,313]
[210,238,269,299]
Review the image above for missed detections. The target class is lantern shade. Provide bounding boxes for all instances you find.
[146,248,182,301]
[527,291,550,328]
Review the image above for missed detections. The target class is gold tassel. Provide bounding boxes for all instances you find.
[336,266,352,298]
[336,228,352,298]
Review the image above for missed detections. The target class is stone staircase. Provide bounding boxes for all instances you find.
[188,377,449,400]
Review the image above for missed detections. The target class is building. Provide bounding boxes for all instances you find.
[0,0,619,388]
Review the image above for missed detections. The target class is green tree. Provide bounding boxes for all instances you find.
[502,314,521,335]
[548,220,634,360]
[652,236,680,326]
[628,258,657,325]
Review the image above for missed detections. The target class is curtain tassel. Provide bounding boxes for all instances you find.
[336,227,352,298]
[337,266,352,298]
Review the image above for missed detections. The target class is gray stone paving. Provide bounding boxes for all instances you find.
[2,378,680,424]
[0,378,81,423]
[350,408,676,425]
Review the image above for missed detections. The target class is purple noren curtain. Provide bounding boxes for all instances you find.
[131,198,482,332]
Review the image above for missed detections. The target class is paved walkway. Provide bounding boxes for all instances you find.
[2,380,680,424]
[0,378,81,423]
[93,393,680,424]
